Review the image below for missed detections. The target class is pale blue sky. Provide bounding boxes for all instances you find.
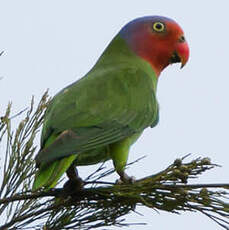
[0,1,228,229]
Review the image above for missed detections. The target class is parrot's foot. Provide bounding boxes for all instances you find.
[64,164,84,193]
[63,177,84,194]
[116,171,136,184]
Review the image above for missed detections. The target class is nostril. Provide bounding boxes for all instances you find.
[179,35,186,43]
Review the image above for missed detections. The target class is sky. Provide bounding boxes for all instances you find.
[0,1,229,229]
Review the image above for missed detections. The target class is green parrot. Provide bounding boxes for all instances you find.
[33,16,189,190]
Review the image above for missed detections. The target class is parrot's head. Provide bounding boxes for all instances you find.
[120,16,189,76]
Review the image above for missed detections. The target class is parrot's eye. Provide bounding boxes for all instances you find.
[152,22,165,33]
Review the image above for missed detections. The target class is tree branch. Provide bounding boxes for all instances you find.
[0,182,228,205]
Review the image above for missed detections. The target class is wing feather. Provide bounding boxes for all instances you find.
[36,66,158,166]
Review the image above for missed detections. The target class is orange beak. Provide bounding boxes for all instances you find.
[176,35,190,68]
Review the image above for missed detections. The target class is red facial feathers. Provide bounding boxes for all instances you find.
[120,16,189,76]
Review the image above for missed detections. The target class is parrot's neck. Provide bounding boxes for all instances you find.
[94,35,158,92]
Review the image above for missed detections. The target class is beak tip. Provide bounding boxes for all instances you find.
[180,57,188,69]
[176,39,189,70]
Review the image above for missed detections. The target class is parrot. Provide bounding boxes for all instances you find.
[33,16,189,190]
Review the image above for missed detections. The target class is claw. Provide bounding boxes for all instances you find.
[64,177,84,193]
[64,164,84,193]
[116,171,136,184]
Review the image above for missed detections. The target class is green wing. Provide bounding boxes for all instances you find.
[37,66,157,165]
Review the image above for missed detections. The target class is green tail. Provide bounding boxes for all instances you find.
[32,133,77,191]
[32,155,77,191]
